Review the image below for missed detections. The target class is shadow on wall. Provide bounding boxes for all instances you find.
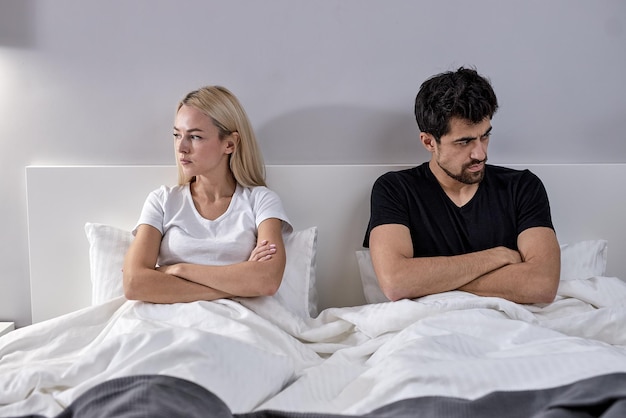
[0,0,36,48]
[256,105,429,164]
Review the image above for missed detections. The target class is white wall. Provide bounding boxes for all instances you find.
[1,0,624,327]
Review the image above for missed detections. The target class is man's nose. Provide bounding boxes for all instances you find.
[471,140,487,160]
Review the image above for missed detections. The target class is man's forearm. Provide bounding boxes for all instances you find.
[377,246,521,301]
[459,259,559,304]
[460,227,561,304]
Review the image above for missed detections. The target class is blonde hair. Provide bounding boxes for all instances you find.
[175,86,266,187]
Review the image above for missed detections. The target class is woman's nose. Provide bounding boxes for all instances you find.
[177,137,189,153]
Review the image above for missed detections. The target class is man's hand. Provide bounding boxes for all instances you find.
[493,246,523,265]
[458,227,560,304]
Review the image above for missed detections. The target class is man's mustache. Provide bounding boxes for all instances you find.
[464,157,487,169]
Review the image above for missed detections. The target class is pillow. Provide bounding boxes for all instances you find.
[84,222,318,318]
[271,226,318,318]
[85,223,133,305]
[356,249,389,304]
[559,239,607,280]
[356,239,609,303]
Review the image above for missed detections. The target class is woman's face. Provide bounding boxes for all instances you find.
[173,105,233,179]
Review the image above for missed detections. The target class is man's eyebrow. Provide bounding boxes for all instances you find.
[453,126,492,143]
[454,136,475,143]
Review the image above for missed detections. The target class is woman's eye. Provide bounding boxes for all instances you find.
[191,135,202,140]
[173,133,181,140]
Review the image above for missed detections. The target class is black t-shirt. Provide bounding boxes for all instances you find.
[363,163,554,257]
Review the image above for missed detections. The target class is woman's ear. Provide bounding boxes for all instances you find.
[225,132,239,155]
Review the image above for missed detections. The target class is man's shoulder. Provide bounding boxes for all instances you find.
[484,165,546,197]
[486,165,541,182]
[376,163,428,185]
[486,164,523,174]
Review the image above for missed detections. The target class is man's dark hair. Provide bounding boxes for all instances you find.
[414,67,498,141]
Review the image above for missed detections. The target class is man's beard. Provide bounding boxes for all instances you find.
[438,158,487,185]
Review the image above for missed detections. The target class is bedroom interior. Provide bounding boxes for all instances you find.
[1,0,625,416]
[1,162,622,416]
[2,0,624,329]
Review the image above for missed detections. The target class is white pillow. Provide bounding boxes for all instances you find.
[272,226,318,318]
[85,223,133,305]
[356,250,389,304]
[84,222,318,318]
[559,239,607,280]
[356,239,609,304]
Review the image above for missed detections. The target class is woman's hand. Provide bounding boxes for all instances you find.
[155,239,277,277]
[156,264,180,276]
[248,239,277,262]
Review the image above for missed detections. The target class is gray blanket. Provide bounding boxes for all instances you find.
[9,373,626,418]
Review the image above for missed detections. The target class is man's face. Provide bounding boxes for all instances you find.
[433,117,492,185]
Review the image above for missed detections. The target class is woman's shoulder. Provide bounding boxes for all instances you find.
[237,185,285,210]
[147,184,189,202]
[240,184,279,199]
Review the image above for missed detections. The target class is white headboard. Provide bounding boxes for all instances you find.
[26,164,626,323]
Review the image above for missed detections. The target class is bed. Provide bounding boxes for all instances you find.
[1,163,625,417]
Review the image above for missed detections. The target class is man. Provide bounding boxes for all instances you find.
[363,67,560,304]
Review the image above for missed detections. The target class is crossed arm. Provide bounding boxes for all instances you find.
[122,218,286,304]
[369,224,560,304]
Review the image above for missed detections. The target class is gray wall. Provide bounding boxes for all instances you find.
[1,0,624,327]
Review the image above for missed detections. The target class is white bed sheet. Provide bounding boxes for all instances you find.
[256,275,626,414]
[0,297,320,416]
[2,274,625,416]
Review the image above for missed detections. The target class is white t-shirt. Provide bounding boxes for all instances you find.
[133,183,292,267]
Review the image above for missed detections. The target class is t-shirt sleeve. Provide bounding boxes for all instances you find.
[516,170,554,234]
[132,186,167,236]
[253,187,293,233]
[363,172,410,247]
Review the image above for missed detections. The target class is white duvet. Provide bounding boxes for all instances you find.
[255,276,626,414]
[0,298,320,416]
[1,276,626,416]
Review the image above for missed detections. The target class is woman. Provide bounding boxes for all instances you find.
[123,86,290,303]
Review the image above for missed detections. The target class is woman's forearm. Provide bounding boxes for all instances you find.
[160,259,284,297]
[124,265,231,303]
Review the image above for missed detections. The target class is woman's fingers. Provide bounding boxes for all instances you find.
[248,240,277,261]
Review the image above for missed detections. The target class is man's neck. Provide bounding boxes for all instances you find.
[428,160,480,207]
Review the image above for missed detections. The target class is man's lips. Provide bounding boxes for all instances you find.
[466,162,485,172]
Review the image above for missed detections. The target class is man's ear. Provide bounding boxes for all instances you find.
[420,132,437,152]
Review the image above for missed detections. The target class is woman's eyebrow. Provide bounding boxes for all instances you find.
[173,127,204,133]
